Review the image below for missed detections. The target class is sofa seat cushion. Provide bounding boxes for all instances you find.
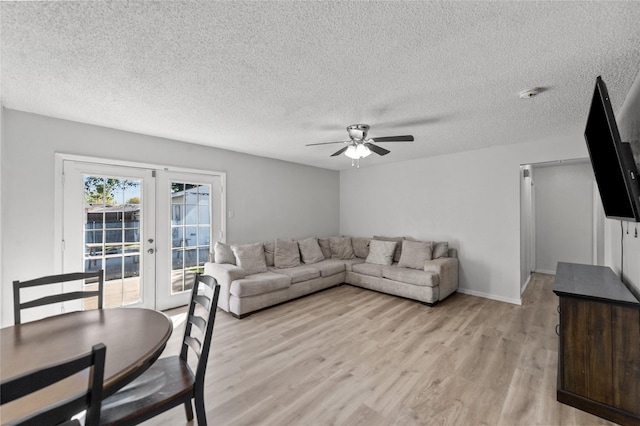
[230,271,291,297]
[352,262,384,278]
[268,265,320,284]
[382,266,439,287]
[310,259,346,277]
[343,258,365,272]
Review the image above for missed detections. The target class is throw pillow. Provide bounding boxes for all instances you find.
[351,237,371,259]
[214,241,236,264]
[366,240,397,265]
[263,240,275,266]
[274,239,301,269]
[373,236,404,262]
[318,238,332,259]
[297,237,325,264]
[398,240,433,270]
[329,237,355,260]
[433,241,449,259]
[231,242,267,275]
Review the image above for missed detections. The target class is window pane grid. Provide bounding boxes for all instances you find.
[83,175,142,308]
[170,181,211,294]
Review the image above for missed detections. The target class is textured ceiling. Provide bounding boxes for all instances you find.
[2,1,640,170]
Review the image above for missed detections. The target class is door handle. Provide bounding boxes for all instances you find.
[147,248,155,254]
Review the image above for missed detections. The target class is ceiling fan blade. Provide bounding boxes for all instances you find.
[331,146,349,157]
[365,143,390,156]
[306,141,348,146]
[370,135,414,143]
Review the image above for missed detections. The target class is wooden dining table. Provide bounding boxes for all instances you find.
[0,308,173,424]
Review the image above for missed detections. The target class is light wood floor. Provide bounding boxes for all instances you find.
[145,274,616,425]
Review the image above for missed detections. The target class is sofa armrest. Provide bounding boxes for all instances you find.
[424,257,459,300]
[204,262,247,312]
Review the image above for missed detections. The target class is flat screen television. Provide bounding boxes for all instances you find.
[584,76,640,222]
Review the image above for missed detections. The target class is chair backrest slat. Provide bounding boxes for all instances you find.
[13,270,104,325]
[19,291,102,311]
[0,343,106,426]
[194,294,211,310]
[15,272,103,288]
[184,335,202,357]
[180,274,220,387]
[188,314,207,334]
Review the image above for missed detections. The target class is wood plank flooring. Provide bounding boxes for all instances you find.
[144,273,616,425]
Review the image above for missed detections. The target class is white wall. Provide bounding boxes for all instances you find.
[605,219,640,299]
[608,70,640,297]
[520,165,534,290]
[340,129,589,304]
[533,161,596,274]
[1,109,340,326]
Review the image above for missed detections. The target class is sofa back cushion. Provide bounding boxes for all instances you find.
[433,241,449,259]
[274,239,301,269]
[329,237,355,260]
[231,242,268,275]
[366,240,397,265]
[214,241,236,264]
[351,237,371,259]
[297,237,325,264]
[397,240,433,270]
[263,240,276,266]
[317,238,332,259]
[373,236,404,262]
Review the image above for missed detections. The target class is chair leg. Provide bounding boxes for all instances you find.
[194,395,207,426]
[184,400,194,421]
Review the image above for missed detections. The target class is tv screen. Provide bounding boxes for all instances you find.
[584,76,640,222]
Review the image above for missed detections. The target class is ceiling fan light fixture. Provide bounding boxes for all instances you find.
[344,145,359,159]
[357,144,371,158]
[344,144,371,160]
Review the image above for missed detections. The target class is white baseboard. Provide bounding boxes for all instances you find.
[456,288,522,306]
[533,269,556,275]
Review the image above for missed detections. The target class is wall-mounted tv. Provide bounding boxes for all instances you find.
[584,76,640,222]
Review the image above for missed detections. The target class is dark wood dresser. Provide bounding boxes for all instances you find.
[554,262,640,426]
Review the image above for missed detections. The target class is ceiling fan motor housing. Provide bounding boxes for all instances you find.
[347,124,369,141]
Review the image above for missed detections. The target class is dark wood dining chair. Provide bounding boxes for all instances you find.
[0,343,106,426]
[99,274,221,426]
[13,270,104,324]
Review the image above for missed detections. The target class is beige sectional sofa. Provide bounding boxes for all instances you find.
[204,236,458,318]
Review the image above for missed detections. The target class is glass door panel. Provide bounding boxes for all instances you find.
[83,177,142,308]
[157,171,222,310]
[171,184,209,293]
[63,162,155,310]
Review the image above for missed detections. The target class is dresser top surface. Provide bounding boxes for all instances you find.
[554,262,640,306]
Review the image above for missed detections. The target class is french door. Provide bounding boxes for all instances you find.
[63,162,156,309]
[62,160,223,311]
[155,170,222,310]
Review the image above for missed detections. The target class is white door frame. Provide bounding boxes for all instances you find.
[54,153,226,310]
